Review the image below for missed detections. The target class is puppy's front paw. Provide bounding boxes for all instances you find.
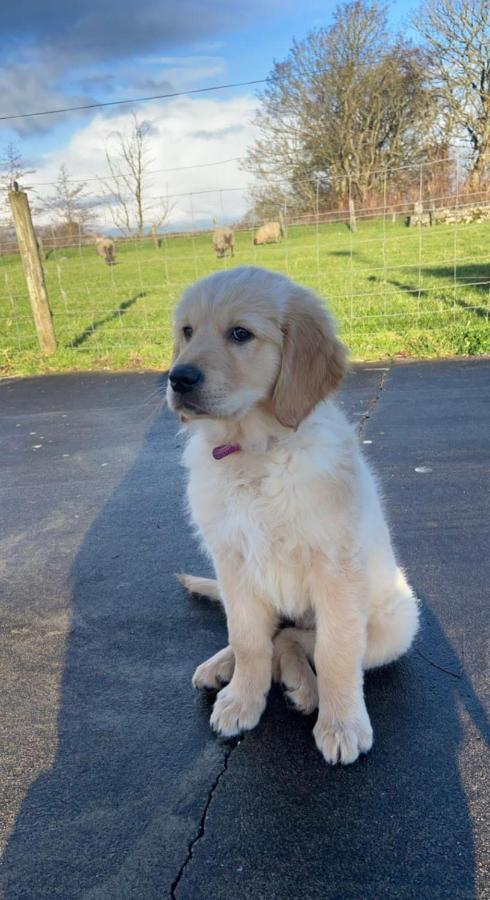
[210,685,266,737]
[192,650,234,691]
[314,708,373,765]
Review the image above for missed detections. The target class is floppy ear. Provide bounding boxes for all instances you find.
[271,289,347,429]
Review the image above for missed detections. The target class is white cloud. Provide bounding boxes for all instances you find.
[30,94,258,231]
[139,54,224,66]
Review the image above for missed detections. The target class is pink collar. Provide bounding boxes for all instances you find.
[212,442,241,461]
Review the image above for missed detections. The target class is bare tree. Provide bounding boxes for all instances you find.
[244,1,438,213]
[99,114,171,238]
[43,164,93,242]
[0,142,36,224]
[414,0,490,192]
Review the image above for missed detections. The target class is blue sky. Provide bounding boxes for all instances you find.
[1,1,418,156]
[0,1,420,227]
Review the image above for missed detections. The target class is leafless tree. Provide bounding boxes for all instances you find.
[99,114,171,238]
[0,142,36,225]
[413,0,490,192]
[43,164,93,242]
[244,1,438,213]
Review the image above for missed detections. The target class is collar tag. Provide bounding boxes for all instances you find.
[212,443,241,460]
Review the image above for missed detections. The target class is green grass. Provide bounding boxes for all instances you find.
[1,218,489,376]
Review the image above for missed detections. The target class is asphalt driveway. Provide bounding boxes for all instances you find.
[0,360,488,899]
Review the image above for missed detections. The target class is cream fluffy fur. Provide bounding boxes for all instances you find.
[167,266,419,765]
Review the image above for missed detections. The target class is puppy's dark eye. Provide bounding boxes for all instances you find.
[182,325,193,340]
[229,326,254,344]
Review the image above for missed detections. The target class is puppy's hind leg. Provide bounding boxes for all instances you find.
[364,568,420,671]
[273,627,318,715]
[178,574,232,690]
[178,574,232,688]
[193,645,235,690]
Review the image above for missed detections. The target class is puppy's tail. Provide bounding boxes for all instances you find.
[176,573,223,605]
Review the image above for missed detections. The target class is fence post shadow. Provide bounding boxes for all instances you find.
[367,269,490,321]
[68,291,146,348]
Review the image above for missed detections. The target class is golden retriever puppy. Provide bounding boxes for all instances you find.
[167,266,419,765]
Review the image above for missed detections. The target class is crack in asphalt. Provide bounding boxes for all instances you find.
[170,739,238,898]
[357,366,390,436]
[170,366,391,896]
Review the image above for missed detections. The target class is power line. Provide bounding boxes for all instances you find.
[0,80,267,123]
[29,157,247,188]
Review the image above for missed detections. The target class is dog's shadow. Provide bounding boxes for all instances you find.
[2,397,487,898]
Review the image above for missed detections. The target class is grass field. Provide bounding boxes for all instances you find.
[1,218,489,376]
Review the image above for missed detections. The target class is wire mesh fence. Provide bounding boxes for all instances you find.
[0,158,489,375]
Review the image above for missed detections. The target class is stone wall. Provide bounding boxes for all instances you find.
[407,203,490,226]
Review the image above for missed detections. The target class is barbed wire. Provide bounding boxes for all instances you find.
[22,153,474,197]
[27,158,247,188]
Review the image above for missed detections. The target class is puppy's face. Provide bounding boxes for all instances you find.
[167,267,346,428]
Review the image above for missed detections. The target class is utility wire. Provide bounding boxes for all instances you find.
[0,79,267,122]
[29,157,247,187]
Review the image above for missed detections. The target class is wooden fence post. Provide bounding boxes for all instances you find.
[151,224,162,249]
[9,190,56,354]
[348,198,357,233]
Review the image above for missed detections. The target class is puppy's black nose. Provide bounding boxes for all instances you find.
[169,364,204,394]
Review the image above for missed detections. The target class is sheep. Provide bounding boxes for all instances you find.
[253,220,284,245]
[95,236,117,265]
[213,227,235,258]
